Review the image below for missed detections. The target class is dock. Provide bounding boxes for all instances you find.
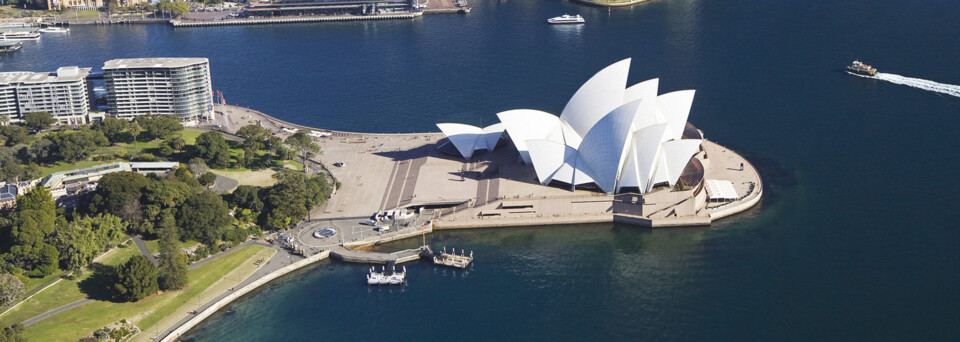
[170,12,420,27]
[330,245,423,264]
[422,246,473,269]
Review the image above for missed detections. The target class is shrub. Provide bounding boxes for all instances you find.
[133,153,156,162]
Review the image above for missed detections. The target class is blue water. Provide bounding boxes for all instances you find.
[11,0,960,339]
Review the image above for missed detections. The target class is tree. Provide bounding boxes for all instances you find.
[89,171,150,223]
[91,117,128,144]
[198,172,217,187]
[239,147,255,168]
[0,324,26,342]
[229,185,263,213]
[157,135,185,156]
[0,126,28,147]
[157,225,187,291]
[177,191,231,245]
[285,132,319,173]
[236,125,273,152]
[129,121,143,151]
[55,214,127,271]
[22,112,55,133]
[193,131,231,169]
[187,158,209,178]
[134,114,182,140]
[0,274,24,307]
[44,128,109,162]
[157,0,189,15]
[112,255,158,302]
[0,115,8,126]
[13,187,56,246]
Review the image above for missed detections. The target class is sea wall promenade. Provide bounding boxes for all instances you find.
[170,12,421,27]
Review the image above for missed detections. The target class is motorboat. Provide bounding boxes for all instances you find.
[846,60,877,76]
[0,31,40,40]
[39,27,69,33]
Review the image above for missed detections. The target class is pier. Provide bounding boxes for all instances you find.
[330,245,423,264]
[170,12,421,27]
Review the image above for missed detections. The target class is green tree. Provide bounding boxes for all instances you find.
[0,323,26,342]
[112,255,158,302]
[91,117,129,144]
[89,172,150,224]
[198,172,217,187]
[129,121,143,151]
[44,128,109,162]
[134,114,182,140]
[284,132,319,173]
[193,131,231,169]
[55,214,127,271]
[13,187,56,246]
[157,225,187,291]
[177,191,231,245]
[229,185,263,213]
[157,0,189,15]
[22,112,56,133]
[0,116,8,126]
[0,126,28,147]
[0,274,24,307]
[236,125,273,152]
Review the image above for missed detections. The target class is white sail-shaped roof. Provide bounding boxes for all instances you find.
[577,100,644,194]
[660,139,703,186]
[559,58,631,141]
[657,90,696,141]
[438,60,704,195]
[481,123,505,152]
[622,123,668,193]
[437,123,483,160]
[497,109,564,164]
[623,78,659,104]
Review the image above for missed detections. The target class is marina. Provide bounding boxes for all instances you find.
[423,246,473,269]
[366,265,407,285]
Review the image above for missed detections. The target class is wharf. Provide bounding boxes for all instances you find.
[170,12,420,27]
[330,246,423,264]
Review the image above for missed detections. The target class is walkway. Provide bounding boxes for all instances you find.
[131,235,158,266]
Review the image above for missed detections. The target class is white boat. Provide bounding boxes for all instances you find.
[0,31,40,40]
[39,27,69,33]
[547,14,584,25]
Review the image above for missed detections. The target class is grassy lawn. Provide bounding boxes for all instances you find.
[23,245,269,342]
[38,159,122,176]
[144,239,201,256]
[0,243,140,326]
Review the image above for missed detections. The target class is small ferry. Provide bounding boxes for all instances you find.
[547,14,585,25]
[846,60,877,76]
[39,27,69,34]
[0,31,41,41]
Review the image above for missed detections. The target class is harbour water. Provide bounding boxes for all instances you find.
[7,0,960,339]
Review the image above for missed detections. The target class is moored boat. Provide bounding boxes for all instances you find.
[0,31,41,41]
[39,27,70,33]
[847,60,877,76]
[547,14,584,25]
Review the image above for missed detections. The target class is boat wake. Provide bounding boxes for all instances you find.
[869,72,960,98]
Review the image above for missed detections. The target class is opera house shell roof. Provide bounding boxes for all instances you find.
[438,58,703,195]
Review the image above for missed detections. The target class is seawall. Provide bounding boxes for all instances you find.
[159,250,330,342]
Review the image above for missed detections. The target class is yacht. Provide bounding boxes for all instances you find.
[39,27,69,33]
[547,14,585,25]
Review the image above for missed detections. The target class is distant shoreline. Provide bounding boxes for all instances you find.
[572,0,653,7]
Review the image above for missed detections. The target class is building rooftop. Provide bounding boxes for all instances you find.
[103,58,209,70]
[0,67,92,85]
[0,184,16,203]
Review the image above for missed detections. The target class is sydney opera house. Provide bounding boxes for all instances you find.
[438,58,707,195]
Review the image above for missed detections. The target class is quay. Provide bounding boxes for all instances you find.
[171,12,420,27]
[331,245,423,264]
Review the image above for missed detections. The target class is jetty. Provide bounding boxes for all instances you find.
[422,246,473,269]
[330,245,424,264]
[171,12,420,27]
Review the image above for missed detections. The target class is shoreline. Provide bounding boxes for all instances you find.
[152,103,763,339]
[572,0,655,7]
